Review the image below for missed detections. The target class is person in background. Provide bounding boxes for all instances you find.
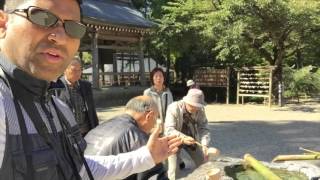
[144,67,173,126]
[57,58,98,136]
[85,96,168,180]
[0,0,182,179]
[165,89,219,180]
[186,79,199,89]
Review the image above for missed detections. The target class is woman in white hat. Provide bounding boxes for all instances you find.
[164,89,219,180]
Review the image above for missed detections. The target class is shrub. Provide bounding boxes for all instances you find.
[283,66,320,102]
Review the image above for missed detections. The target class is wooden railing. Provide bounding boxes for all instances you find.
[83,72,150,87]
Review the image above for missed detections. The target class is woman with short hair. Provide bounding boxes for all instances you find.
[144,67,173,124]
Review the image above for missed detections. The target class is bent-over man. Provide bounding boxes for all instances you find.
[165,89,219,180]
[85,96,168,180]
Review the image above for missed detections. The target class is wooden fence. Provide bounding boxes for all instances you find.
[193,67,230,104]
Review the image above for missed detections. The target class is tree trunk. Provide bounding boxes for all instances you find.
[166,48,171,86]
[272,43,285,106]
[296,49,303,69]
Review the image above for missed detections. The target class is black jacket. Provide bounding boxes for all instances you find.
[57,77,99,132]
[85,114,168,180]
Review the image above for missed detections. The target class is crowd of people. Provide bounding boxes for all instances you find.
[0,0,219,180]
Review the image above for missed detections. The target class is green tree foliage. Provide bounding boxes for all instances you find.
[146,0,320,90]
[146,0,218,81]
[82,52,92,65]
[208,0,320,88]
[283,66,320,102]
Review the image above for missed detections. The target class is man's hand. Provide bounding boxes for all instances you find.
[182,136,195,145]
[147,125,182,164]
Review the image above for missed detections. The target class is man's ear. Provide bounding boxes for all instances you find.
[0,10,8,38]
[145,111,154,122]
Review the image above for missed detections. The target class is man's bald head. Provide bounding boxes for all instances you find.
[3,0,28,11]
[68,57,82,67]
[64,57,82,84]
[126,96,158,114]
[125,96,159,134]
[3,0,82,11]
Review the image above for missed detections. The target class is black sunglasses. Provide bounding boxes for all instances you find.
[11,6,86,39]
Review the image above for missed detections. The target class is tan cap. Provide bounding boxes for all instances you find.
[183,89,206,108]
[186,79,195,87]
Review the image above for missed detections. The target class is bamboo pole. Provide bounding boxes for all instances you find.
[299,147,320,155]
[272,154,320,162]
[244,154,282,180]
[195,141,203,147]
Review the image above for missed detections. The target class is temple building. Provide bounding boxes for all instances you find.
[80,0,155,88]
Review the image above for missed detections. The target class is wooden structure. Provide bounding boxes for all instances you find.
[80,0,154,88]
[193,67,230,104]
[236,66,274,107]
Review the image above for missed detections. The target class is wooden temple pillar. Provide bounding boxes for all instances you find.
[91,32,100,89]
[138,37,147,86]
[112,53,118,85]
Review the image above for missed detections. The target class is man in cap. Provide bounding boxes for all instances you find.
[0,0,181,179]
[186,79,199,89]
[165,89,219,179]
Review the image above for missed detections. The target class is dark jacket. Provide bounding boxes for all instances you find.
[85,114,168,180]
[0,54,87,180]
[57,77,99,133]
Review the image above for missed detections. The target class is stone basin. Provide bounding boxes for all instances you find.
[182,156,320,180]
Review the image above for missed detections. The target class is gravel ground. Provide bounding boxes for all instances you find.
[209,121,320,161]
[97,102,320,123]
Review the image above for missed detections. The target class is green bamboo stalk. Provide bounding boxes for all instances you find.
[299,147,320,155]
[244,154,282,180]
[272,154,320,162]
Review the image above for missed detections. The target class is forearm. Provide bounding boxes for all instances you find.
[80,146,155,180]
[164,126,186,137]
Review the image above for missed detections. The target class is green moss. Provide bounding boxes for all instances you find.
[224,165,308,180]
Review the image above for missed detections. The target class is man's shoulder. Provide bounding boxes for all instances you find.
[0,77,12,97]
[91,115,137,134]
[85,115,143,154]
[79,79,92,86]
[143,87,151,94]
[168,101,180,108]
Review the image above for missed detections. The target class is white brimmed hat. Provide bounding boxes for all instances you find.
[186,79,195,87]
[183,89,206,108]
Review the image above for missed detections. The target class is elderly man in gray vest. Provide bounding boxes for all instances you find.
[165,89,219,179]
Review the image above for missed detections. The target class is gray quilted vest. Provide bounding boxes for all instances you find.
[0,55,91,180]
